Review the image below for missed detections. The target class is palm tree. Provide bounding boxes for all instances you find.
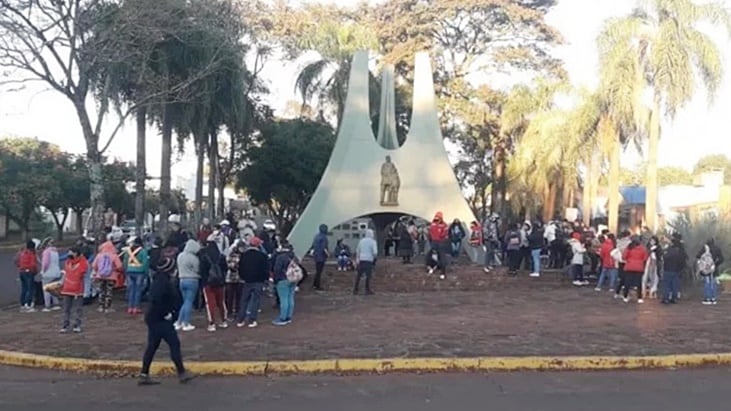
[598,0,731,231]
[293,20,377,125]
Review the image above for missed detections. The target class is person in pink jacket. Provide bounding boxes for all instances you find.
[92,241,123,313]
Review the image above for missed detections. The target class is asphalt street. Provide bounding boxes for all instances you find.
[1,366,729,411]
[1,253,18,307]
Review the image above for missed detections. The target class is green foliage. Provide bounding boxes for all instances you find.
[668,212,731,275]
[619,164,694,186]
[236,118,335,234]
[0,137,64,237]
[693,154,731,184]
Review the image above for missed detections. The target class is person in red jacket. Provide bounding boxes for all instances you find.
[15,240,39,312]
[595,234,618,291]
[60,247,89,333]
[428,212,449,278]
[621,237,649,303]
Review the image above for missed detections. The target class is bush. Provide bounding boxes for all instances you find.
[667,212,731,275]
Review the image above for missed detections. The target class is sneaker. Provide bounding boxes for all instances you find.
[207,324,216,332]
[294,286,300,293]
[582,280,590,286]
[127,308,134,315]
[104,308,115,313]
[218,322,229,329]
[182,324,196,332]
[623,297,629,303]
[284,318,292,325]
[42,307,52,313]
[614,294,620,299]
[428,268,435,275]
[594,287,602,292]
[19,305,27,313]
[637,299,644,304]
[174,322,183,331]
[59,328,69,334]
[529,272,540,278]
[51,305,61,311]
[439,274,445,280]
[483,267,491,273]
[247,321,258,328]
[572,280,583,286]
[138,374,161,386]
[236,322,246,328]
[178,371,196,384]
[272,319,288,326]
[97,307,105,313]
[73,327,82,333]
[25,306,36,313]
[702,299,712,305]
[712,299,718,305]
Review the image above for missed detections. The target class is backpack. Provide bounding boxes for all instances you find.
[206,256,225,286]
[96,253,115,279]
[18,250,38,273]
[697,246,716,276]
[285,260,303,283]
[508,232,520,246]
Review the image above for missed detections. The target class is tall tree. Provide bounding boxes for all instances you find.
[599,0,731,231]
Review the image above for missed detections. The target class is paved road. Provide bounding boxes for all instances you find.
[1,253,18,307]
[1,366,730,411]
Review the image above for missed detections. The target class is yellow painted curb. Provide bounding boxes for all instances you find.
[2,350,731,377]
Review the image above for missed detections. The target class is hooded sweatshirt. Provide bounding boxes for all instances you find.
[272,247,296,282]
[356,229,378,262]
[428,212,448,242]
[177,239,201,280]
[123,244,150,275]
[311,224,329,263]
[569,238,586,266]
[92,241,123,281]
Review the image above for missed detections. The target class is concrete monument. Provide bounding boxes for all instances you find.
[288,50,482,262]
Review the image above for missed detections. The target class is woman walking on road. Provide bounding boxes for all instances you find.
[139,258,195,386]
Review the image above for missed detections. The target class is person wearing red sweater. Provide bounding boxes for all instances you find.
[428,212,449,278]
[621,237,649,303]
[595,234,618,291]
[15,240,39,312]
[60,247,89,333]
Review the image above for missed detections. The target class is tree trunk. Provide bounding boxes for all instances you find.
[608,127,621,234]
[589,153,600,227]
[207,137,216,220]
[212,131,225,219]
[74,210,84,235]
[51,210,69,241]
[491,140,507,217]
[159,104,173,235]
[194,139,205,226]
[582,160,592,227]
[134,107,147,237]
[73,99,105,240]
[645,100,660,232]
[543,182,557,222]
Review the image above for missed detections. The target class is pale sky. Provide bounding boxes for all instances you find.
[1,0,730,186]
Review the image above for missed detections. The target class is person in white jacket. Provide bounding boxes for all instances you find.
[39,238,62,312]
[568,232,587,286]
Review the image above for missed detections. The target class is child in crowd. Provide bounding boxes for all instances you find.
[60,247,89,333]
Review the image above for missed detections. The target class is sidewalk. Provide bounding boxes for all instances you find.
[0,261,728,362]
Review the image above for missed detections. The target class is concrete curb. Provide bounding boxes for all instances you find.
[2,350,731,377]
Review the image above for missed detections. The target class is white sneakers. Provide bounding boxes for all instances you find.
[207,324,216,332]
[529,272,540,278]
[181,324,196,332]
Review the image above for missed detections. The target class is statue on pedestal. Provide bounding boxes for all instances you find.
[380,155,400,206]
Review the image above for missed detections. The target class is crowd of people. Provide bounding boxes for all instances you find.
[12,210,727,384]
[478,217,726,305]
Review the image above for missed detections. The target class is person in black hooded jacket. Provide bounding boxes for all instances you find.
[662,233,687,304]
[138,258,194,386]
[199,241,228,332]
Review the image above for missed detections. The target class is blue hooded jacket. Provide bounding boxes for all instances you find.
[311,224,329,263]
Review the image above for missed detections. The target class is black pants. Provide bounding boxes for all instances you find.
[615,263,626,295]
[549,241,563,268]
[141,320,185,375]
[354,261,374,293]
[589,253,600,275]
[312,261,325,289]
[571,264,584,282]
[507,250,521,273]
[622,272,643,299]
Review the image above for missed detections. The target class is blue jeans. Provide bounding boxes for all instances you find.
[703,275,717,300]
[126,272,145,309]
[596,268,618,290]
[19,272,34,306]
[663,271,680,301]
[530,248,541,273]
[337,255,349,269]
[276,281,296,321]
[177,278,199,325]
[238,282,263,323]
